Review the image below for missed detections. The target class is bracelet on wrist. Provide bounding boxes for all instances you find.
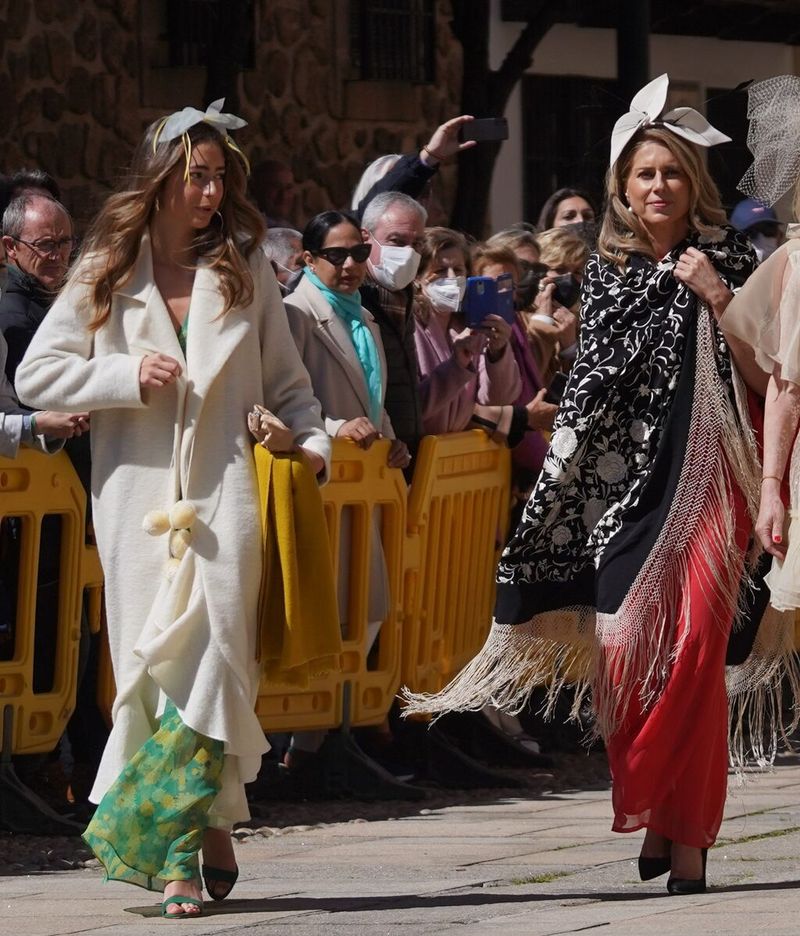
[421,145,444,165]
[30,413,38,435]
[762,475,782,483]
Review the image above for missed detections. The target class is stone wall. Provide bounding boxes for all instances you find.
[0,0,463,228]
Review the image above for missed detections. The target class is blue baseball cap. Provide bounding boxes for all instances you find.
[729,198,779,232]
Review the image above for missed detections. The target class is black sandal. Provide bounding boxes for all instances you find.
[202,864,239,901]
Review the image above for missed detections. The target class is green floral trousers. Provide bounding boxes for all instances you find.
[83,699,224,892]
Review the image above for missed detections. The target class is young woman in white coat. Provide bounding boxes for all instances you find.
[283,210,409,767]
[15,103,330,918]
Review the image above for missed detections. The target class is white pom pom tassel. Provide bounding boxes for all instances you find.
[169,528,192,559]
[143,510,170,536]
[169,500,196,530]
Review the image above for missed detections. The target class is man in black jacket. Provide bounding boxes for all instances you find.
[1,192,105,810]
[0,193,73,383]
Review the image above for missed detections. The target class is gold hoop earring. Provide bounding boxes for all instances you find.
[154,196,161,212]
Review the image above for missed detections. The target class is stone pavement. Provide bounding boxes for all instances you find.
[4,754,800,935]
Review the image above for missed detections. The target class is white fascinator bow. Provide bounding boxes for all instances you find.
[152,99,250,176]
[610,74,731,169]
[155,99,247,145]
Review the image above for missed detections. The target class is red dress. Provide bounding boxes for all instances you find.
[605,473,750,848]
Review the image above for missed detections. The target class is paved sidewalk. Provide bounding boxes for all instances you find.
[4,754,800,935]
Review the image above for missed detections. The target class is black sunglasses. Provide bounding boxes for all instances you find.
[315,244,372,266]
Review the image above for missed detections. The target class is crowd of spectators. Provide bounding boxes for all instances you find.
[0,110,775,812]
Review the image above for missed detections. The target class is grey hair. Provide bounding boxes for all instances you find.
[261,227,302,268]
[350,154,401,211]
[361,191,427,234]
[2,193,70,240]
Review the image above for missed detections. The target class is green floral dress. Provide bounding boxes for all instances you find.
[84,316,227,891]
[83,699,224,891]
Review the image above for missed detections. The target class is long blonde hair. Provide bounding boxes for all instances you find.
[78,120,265,331]
[598,127,727,269]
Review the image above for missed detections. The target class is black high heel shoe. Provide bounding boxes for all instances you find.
[638,854,671,881]
[666,848,707,895]
[202,864,239,901]
[638,835,671,880]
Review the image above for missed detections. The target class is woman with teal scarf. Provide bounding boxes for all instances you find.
[282,210,409,767]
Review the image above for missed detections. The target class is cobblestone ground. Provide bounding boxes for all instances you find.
[0,750,611,875]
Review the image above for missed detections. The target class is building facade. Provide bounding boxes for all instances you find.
[0,0,463,226]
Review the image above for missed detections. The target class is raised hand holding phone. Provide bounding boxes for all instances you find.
[420,115,478,165]
[458,117,509,143]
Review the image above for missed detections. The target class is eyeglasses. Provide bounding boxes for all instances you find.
[11,236,76,256]
[315,244,372,266]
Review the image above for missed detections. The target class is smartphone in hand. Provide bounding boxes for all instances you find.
[463,274,516,327]
[544,371,569,405]
[459,117,509,143]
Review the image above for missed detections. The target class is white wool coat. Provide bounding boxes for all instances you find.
[16,234,330,821]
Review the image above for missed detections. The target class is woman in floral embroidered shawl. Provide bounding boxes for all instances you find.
[405,76,799,895]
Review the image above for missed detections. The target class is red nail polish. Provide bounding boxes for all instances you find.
[774,535,783,544]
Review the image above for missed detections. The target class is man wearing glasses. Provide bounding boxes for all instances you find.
[0,191,94,818]
[0,193,75,383]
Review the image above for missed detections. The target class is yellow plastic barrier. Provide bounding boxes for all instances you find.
[256,438,407,732]
[0,449,103,755]
[95,433,511,736]
[402,431,511,696]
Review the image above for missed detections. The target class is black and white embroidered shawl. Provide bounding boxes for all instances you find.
[496,227,753,621]
[404,226,799,765]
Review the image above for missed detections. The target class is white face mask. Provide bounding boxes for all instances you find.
[751,233,779,263]
[368,239,421,292]
[422,276,466,314]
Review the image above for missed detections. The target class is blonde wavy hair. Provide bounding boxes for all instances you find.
[598,127,727,269]
[77,119,265,331]
[535,227,589,272]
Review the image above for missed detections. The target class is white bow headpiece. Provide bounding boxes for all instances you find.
[610,74,730,169]
[154,99,247,146]
[152,99,250,177]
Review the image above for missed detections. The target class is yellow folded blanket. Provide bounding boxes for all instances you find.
[255,447,342,686]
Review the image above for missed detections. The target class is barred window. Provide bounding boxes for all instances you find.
[350,0,436,83]
[522,75,619,221]
[165,0,255,69]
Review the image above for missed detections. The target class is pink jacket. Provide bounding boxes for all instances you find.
[414,311,521,435]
